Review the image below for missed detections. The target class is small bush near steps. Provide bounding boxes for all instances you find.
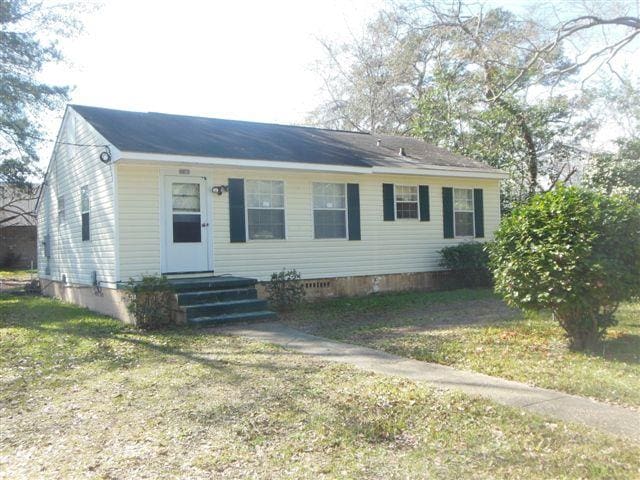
[125,276,175,329]
[266,269,305,311]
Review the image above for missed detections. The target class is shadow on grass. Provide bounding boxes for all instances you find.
[587,334,640,365]
[0,294,313,398]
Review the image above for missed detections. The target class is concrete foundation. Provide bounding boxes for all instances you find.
[41,279,134,324]
[256,270,458,300]
[42,270,464,324]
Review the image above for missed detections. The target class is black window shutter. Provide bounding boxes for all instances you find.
[382,183,395,221]
[228,178,246,243]
[82,212,90,241]
[474,188,484,238]
[442,187,454,239]
[347,183,361,240]
[419,185,430,221]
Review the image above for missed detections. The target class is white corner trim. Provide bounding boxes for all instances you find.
[116,151,507,179]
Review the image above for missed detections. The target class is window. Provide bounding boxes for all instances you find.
[453,188,474,237]
[80,186,90,241]
[57,195,65,224]
[395,185,418,219]
[246,180,285,240]
[313,183,346,239]
[172,182,201,243]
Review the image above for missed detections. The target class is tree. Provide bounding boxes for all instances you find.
[0,0,87,219]
[310,11,435,134]
[311,1,639,206]
[583,137,640,203]
[489,186,640,350]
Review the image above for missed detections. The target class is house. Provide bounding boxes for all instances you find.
[1,184,39,268]
[37,105,506,323]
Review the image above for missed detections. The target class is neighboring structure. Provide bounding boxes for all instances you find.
[1,184,38,268]
[37,105,506,322]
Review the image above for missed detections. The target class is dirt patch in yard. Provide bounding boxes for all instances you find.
[283,294,520,340]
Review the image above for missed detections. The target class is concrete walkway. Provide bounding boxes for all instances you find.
[220,322,640,442]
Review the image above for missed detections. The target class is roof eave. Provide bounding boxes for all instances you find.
[117,151,508,179]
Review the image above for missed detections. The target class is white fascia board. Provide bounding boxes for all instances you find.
[117,152,370,174]
[371,166,509,179]
[117,151,507,179]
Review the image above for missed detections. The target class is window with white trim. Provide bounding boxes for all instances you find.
[246,180,285,240]
[453,188,474,237]
[57,195,65,224]
[395,185,418,219]
[313,182,346,239]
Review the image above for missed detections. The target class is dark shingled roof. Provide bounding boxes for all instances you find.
[71,105,497,172]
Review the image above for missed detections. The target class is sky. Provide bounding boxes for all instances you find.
[42,1,382,121]
[34,0,391,163]
[35,0,639,164]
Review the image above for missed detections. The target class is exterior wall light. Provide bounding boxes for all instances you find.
[211,185,229,195]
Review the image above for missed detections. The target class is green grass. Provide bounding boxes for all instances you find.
[282,289,640,408]
[2,294,639,478]
[0,268,35,281]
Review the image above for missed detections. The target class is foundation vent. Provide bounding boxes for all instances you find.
[304,280,331,289]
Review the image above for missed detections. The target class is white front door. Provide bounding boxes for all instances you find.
[163,175,212,273]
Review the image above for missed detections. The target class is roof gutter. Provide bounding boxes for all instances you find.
[117,151,508,179]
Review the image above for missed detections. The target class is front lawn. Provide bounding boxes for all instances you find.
[282,289,640,408]
[1,294,639,478]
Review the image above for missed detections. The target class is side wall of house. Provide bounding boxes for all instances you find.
[116,163,500,282]
[37,109,117,286]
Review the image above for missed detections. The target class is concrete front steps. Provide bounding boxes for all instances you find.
[169,276,276,326]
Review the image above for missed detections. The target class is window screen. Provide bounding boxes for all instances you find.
[453,188,474,237]
[172,182,201,243]
[246,180,285,240]
[313,183,346,239]
[395,185,418,219]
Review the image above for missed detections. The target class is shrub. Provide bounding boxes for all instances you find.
[125,276,175,329]
[266,269,305,311]
[439,242,491,287]
[489,185,640,350]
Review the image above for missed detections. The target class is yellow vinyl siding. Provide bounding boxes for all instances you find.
[117,164,162,279]
[116,163,500,282]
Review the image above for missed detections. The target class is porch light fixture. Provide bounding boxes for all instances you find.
[212,184,228,195]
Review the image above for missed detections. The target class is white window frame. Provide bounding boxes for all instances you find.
[244,179,286,241]
[394,184,419,220]
[57,195,65,225]
[453,187,475,238]
[312,182,348,240]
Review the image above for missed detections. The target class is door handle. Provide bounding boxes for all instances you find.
[201,222,209,227]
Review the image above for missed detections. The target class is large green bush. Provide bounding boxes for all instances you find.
[489,186,640,350]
